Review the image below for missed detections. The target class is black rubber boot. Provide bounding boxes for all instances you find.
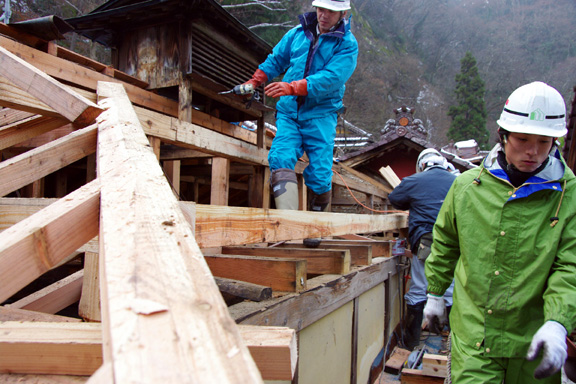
[404,301,425,351]
[303,189,331,248]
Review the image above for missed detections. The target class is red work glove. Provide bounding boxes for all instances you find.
[265,79,308,98]
[235,68,268,95]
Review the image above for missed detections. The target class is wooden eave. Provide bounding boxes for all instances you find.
[65,0,271,57]
[339,136,426,169]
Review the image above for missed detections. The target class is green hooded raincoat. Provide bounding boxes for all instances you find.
[426,144,576,358]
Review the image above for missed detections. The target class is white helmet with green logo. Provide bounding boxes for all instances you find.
[497,81,567,137]
[312,0,351,11]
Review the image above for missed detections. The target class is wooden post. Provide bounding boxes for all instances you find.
[211,157,230,206]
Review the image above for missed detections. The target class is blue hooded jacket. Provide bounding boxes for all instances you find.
[258,11,358,120]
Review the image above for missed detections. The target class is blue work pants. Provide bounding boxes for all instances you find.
[268,113,337,195]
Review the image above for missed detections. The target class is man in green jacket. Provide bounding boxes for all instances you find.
[423,81,576,383]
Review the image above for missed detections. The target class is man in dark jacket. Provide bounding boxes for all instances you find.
[388,148,457,350]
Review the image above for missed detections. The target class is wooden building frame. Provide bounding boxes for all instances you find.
[0,9,409,384]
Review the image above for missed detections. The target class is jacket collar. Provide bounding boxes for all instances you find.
[299,11,350,40]
[483,143,566,183]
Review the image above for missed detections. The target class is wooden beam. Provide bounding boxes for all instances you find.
[240,325,297,381]
[205,254,307,292]
[8,269,83,314]
[192,203,408,248]
[0,199,408,253]
[139,108,269,165]
[0,35,177,117]
[211,157,230,205]
[0,107,35,125]
[0,114,69,151]
[318,239,393,257]
[162,159,181,196]
[0,46,102,124]
[78,252,101,322]
[272,242,371,266]
[0,75,60,118]
[96,81,262,383]
[0,306,81,322]
[0,180,100,303]
[0,197,58,231]
[0,322,102,376]
[222,245,351,275]
[0,322,297,381]
[0,124,97,197]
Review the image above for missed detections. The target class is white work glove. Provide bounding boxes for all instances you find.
[423,293,447,334]
[526,320,568,379]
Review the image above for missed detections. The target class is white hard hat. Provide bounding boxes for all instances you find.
[416,148,447,173]
[497,81,567,137]
[312,0,351,11]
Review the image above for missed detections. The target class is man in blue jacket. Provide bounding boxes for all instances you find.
[388,148,457,350]
[237,0,358,245]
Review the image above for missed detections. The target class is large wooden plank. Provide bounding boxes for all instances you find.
[0,124,97,197]
[96,81,262,383]
[0,198,409,250]
[0,180,100,303]
[0,322,296,381]
[205,254,307,292]
[194,204,409,248]
[222,245,350,275]
[0,46,102,124]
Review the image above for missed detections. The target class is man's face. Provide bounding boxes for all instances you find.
[316,7,345,34]
[504,132,554,173]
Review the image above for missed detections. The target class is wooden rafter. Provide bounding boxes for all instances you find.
[95,81,263,383]
[0,124,97,197]
[0,46,102,124]
[0,180,100,303]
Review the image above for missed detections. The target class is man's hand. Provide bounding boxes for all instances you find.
[423,293,447,334]
[526,321,567,379]
[265,79,308,98]
[234,69,268,95]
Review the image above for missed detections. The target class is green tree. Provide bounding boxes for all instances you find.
[447,51,489,148]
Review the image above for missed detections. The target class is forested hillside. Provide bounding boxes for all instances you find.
[4,0,576,148]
